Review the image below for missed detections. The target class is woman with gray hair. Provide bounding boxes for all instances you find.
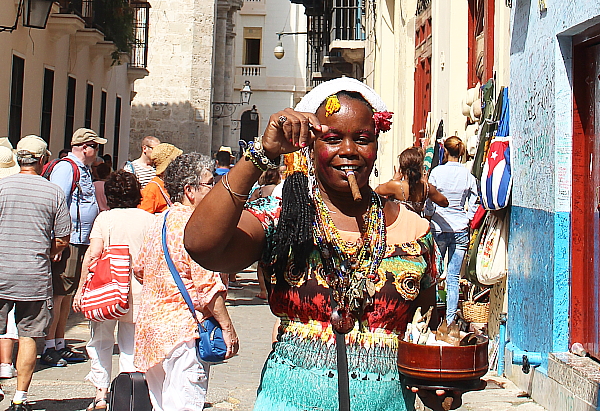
[133,153,239,411]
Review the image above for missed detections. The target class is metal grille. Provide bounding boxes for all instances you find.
[307,14,328,88]
[331,0,365,41]
[129,1,150,68]
[416,0,431,16]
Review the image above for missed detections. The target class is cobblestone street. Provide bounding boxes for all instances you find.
[0,269,546,411]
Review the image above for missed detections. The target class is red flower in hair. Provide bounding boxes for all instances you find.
[373,111,393,134]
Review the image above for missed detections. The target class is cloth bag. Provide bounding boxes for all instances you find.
[161,212,227,363]
[475,212,508,285]
[81,245,131,321]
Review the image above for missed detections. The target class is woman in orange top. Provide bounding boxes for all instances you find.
[139,143,182,214]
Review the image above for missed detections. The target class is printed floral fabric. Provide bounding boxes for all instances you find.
[245,196,438,337]
[245,195,439,411]
[133,204,226,372]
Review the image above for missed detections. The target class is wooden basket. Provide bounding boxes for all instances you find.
[461,301,490,323]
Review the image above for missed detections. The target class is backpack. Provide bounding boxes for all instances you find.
[42,157,81,196]
[109,372,153,411]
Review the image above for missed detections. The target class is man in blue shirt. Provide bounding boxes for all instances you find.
[44,128,106,366]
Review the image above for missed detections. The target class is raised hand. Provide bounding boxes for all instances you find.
[261,108,328,159]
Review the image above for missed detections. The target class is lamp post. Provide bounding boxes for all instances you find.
[212,81,253,119]
[0,0,54,32]
[273,32,308,60]
[23,0,53,29]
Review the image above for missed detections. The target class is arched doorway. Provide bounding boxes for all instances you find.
[240,105,259,143]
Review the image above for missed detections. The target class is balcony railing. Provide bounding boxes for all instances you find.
[129,1,150,68]
[416,0,431,15]
[330,0,365,41]
[58,0,149,66]
[239,65,264,76]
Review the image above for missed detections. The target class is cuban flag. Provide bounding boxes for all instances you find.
[480,88,512,210]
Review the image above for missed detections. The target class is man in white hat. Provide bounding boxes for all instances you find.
[44,128,106,367]
[0,147,19,179]
[0,135,71,410]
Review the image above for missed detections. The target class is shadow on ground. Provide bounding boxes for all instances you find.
[2,398,92,411]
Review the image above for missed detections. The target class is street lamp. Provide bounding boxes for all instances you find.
[23,0,53,29]
[273,32,308,59]
[240,80,252,105]
[212,81,253,119]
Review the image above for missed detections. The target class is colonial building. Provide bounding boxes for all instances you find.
[505,2,600,410]
[231,0,307,148]
[129,0,243,157]
[0,0,148,166]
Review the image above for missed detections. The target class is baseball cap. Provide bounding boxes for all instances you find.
[0,146,19,179]
[71,128,108,146]
[16,135,51,159]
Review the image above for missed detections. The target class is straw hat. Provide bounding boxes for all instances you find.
[0,146,20,179]
[151,143,183,175]
[0,138,13,150]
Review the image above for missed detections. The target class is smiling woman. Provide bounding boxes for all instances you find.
[184,78,449,411]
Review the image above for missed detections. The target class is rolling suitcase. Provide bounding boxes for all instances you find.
[109,372,153,410]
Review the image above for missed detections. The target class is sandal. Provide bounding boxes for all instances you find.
[86,398,107,410]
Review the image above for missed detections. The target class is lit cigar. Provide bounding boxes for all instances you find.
[345,170,362,202]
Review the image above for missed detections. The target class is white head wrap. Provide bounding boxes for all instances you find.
[294,77,387,113]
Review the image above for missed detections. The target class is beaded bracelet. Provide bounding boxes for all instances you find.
[221,172,249,201]
[242,137,278,172]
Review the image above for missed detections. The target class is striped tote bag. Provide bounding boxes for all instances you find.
[81,245,131,321]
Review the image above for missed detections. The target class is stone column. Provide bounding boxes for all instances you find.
[211,2,229,153]
[223,14,236,150]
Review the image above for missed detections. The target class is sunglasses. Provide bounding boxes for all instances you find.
[77,142,99,150]
[199,182,214,188]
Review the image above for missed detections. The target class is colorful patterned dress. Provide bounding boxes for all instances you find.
[246,196,439,411]
[132,204,227,372]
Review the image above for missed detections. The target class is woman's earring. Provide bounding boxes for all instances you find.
[374,165,379,177]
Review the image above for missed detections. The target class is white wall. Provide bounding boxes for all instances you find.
[0,2,133,161]
[234,0,307,136]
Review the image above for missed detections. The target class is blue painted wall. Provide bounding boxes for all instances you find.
[509,0,600,355]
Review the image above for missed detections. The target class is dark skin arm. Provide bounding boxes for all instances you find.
[184,109,327,273]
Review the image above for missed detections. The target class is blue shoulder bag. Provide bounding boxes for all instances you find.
[161,212,227,363]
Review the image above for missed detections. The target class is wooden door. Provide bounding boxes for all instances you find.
[572,29,600,359]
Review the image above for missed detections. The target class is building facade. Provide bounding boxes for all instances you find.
[0,0,147,165]
[505,2,600,410]
[129,0,243,157]
[231,0,307,149]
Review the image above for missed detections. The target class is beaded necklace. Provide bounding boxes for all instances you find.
[312,186,387,334]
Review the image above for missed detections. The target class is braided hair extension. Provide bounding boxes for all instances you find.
[269,90,375,279]
[270,172,315,279]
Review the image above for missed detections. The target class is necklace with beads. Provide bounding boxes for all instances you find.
[312,186,387,334]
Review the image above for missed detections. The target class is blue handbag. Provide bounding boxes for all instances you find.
[161,212,227,363]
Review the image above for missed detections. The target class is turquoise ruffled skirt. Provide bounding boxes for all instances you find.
[253,332,415,411]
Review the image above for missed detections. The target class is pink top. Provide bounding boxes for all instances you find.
[132,204,226,371]
[93,181,109,211]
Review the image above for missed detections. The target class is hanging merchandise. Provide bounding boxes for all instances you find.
[476,211,509,286]
[424,120,442,173]
[480,88,512,210]
[471,81,502,180]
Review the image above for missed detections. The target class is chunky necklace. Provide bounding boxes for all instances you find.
[312,186,387,334]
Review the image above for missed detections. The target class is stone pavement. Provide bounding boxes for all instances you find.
[0,269,547,411]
